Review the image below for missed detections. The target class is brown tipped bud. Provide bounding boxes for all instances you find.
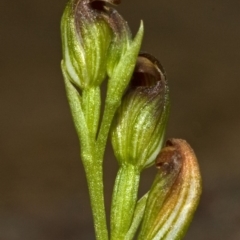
[138,139,202,240]
[155,145,182,175]
[61,0,132,89]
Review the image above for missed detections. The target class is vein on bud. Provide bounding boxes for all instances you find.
[111,53,170,171]
[138,139,202,240]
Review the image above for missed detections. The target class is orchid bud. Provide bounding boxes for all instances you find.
[138,139,202,240]
[61,0,133,89]
[111,53,170,170]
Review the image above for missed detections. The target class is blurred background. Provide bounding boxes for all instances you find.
[1,0,240,239]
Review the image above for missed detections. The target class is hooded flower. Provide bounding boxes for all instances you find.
[61,0,144,152]
[138,139,202,239]
[61,0,132,89]
[111,53,170,170]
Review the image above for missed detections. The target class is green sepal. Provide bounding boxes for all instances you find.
[95,22,144,156]
[62,0,129,89]
[61,0,90,89]
[106,22,144,106]
[61,61,93,157]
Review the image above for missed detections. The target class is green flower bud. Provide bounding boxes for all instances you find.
[61,0,131,89]
[111,53,170,170]
[138,139,202,240]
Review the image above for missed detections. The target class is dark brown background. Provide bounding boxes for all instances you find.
[1,0,240,239]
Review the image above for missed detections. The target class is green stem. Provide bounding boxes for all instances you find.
[63,75,108,239]
[125,193,149,240]
[83,160,109,240]
[81,88,108,240]
[82,87,101,140]
[110,165,140,240]
[96,99,119,161]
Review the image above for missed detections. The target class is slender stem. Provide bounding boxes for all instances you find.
[82,87,101,140]
[63,77,108,239]
[81,88,108,240]
[110,165,140,240]
[126,193,149,240]
[96,99,119,161]
[83,160,109,240]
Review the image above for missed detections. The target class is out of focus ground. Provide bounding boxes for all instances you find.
[0,0,240,239]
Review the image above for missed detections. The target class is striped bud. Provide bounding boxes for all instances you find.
[138,139,202,240]
[61,0,132,89]
[111,53,170,170]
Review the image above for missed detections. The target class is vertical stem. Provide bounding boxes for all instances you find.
[125,193,149,240]
[81,88,108,240]
[84,160,109,240]
[110,165,140,240]
[64,79,108,239]
[96,100,119,161]
[82,87,101,140]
